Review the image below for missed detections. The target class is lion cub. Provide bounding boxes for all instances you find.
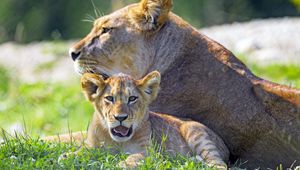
[80,71,229,169]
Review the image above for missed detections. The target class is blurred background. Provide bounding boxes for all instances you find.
[1,0,300,43]
[0,0,300,137]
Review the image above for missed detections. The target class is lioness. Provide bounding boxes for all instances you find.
[78,71,229,169]
[69,0,300,168]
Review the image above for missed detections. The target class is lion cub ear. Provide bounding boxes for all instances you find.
[130,0,173,31]
[137,71,161,102]
[81,73,106,102]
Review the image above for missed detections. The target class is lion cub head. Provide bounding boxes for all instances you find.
[81,71,160,142]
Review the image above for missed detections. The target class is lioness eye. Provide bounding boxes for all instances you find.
[128,96,138,104]
[102,27,112,34]
[105,96,114,103]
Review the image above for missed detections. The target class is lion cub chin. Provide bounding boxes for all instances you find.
[78,71,229,169]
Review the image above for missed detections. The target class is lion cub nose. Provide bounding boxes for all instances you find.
[114,114,128,122]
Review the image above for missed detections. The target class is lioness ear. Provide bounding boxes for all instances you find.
[81,73,106,102]
[137,71,161,102]
[130,0,173,31]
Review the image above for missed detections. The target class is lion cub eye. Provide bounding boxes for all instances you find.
[128,96,138,104]
[105,96,114,103]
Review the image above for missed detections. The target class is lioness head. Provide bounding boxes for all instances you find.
[81,71,160,142]
[69,0,172,78]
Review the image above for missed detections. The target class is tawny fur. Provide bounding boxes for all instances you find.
[69,0,300,168]
[45,72,229,169]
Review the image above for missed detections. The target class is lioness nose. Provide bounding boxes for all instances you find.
[69,48,81,61]
[114,114,128,122]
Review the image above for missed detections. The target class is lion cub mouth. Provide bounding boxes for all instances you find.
[111,125,133,137]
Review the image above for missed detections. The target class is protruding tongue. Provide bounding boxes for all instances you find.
[113,126,130,136]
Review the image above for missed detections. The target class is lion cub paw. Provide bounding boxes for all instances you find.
[57,152,77,164]
[118,160,142,169]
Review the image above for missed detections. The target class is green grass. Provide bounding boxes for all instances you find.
[249,64,300,88]
[0,66,93,137]
[0,135,124,169]
[0,134,213,169]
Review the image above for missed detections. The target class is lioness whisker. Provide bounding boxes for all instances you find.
[82,19,94,23]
